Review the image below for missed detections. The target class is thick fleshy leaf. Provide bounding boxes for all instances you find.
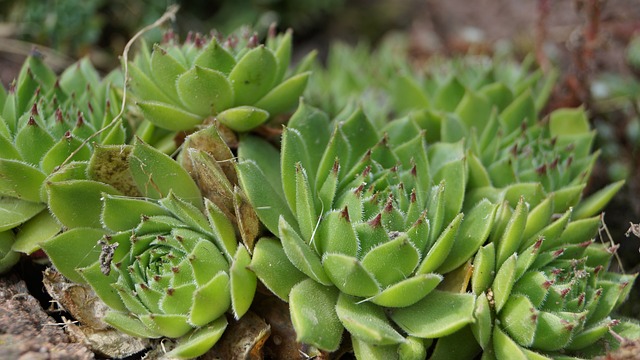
[531,312,577,351]
[316,209,358,256]
[14,119,55,165]
[271,29,292,82]
[492,253,517,312]
[176,66,234,117]
[471,292,492,349]
[189,272,231,327]
[492,326,528,360]
[433,156,466,226]
[471,243,496,295]
[0,198,44,232]
[390,290,475,338]
[12,210,61,254]
[129,140,202,208]
[78,260,127,312]
[229,46,278,106]
[104,311,162,338]
[362,234,419,287]
[289,279,343,351]
[141,313,192,338]
[150,44,186,100]
[194,38,236,74]
[549,107,590,137]
[249,237,307,301]
[279,216,331,285]
[416,213,462,275]
[165,317,228,359]
[352,336,399,360]
[573,180,624,219]
[336,293,405,345]
[40,227,106,283]
[255,72,310,116]
[495,197,528,268]
[294,164,318,243]
[438,200,497,273]
[101,195,169,232]
[216,106,269,132]
[0,230,19,273]
[0,159,46,202]
[429,326,482,360]
[236,160,296,235]
[230,245,257,319]
[137,101,202,131]
[40,134,91,174]
[322,253,379,298]
[47,180,122,228]
[499,293,538,346]
[204,199,238,260]
[522,196,553,241]
[370,273,442,308]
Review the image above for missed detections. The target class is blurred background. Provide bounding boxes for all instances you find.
[1,0,640,318]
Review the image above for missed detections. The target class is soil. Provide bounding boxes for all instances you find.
[0,269,93,359]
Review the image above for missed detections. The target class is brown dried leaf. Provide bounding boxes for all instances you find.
[203,312,270,360]
[43,268,150,358]
[182,124,238,185]
[234,186,261,253]
[437,260,473,293]
[87,145,141,197]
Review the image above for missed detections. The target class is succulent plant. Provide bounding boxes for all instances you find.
[0,53,125,265]
[42,191,256,359]
[425,196,639,359]
[41,125,258,358]
[237,102,505,357]
[310,40,623,223]
[128,27,314,134]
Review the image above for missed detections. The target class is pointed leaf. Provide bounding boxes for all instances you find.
[229,46,278,105]
[176,66,234,117]
[40,227,106,283]
[336,293,405,345]
[47,180,122,228]
[166,317,228,359]
[370,273,442,308]
[279,216,331,285]
[0,159,46,202]
[0,198,45,232]
[249,237,307,301]
[12,210,61,254]
[129,140,202,208]
[137,101,202,131]
[255,72,310,116]
[322,253,379,297]
[438,200,497,273]
[230,245,257,319]
[390,290,475,338]
[216,106,269,132]
[289,279,343,351]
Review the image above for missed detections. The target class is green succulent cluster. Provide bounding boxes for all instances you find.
[2,23,638,360]
[0,53,124,270]
[238,102,495,355]
[39,122,261,358]
[428,195,638,359]
[42,191,256,359]
[309,39,624,226]
[129,27,314,133]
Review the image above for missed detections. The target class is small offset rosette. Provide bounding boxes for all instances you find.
[129,28,314,134]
